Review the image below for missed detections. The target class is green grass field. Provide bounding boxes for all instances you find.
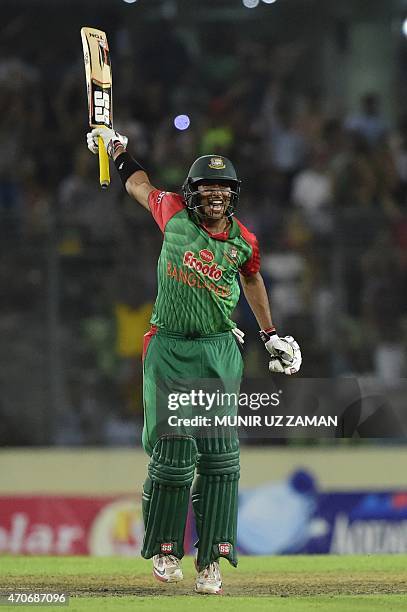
[0,555,406,611]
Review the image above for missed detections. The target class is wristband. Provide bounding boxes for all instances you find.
[114,152,145,187]
[259,327,277,343]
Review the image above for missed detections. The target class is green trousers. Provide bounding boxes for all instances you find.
[141,329,243,568]
[142,329,243,455]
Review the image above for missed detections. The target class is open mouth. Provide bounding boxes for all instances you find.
[209,199,224,212]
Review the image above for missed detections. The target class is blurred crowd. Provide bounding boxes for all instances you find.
[0,17,406,445]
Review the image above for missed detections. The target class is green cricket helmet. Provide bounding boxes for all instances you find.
[182,154,241,219]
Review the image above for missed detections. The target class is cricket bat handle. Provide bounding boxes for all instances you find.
[98,136,110,189]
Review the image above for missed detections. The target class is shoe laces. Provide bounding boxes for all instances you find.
[202,562,220,580]
[160,554,178,566]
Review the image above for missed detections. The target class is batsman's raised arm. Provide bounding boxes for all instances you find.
[87,127,156,210]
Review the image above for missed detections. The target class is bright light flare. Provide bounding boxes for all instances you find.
[174,114,191,130]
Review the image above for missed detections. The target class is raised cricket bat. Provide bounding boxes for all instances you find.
[81,27,113,189]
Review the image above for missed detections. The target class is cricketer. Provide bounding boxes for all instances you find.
[86,127,302,594]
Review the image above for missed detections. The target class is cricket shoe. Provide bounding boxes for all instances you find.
[152,554,183,583]
[195,560,223,595]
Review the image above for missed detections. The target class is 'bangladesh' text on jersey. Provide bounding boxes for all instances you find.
[148,190,260,335]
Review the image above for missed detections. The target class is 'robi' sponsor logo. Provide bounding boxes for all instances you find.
[156,191,167,205]
[183,250,223,281]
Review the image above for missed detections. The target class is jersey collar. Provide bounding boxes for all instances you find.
[200,218,239,241]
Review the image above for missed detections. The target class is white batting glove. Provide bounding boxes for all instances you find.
[260,329,302,375]
[232,327,245,346]
[86,127,128,158]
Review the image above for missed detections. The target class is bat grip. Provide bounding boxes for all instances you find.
[98,136,110,189]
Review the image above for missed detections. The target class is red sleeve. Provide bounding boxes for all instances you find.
[235,218,261,276]
[148,189,185,232]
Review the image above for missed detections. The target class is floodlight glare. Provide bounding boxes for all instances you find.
[174,114,191,130]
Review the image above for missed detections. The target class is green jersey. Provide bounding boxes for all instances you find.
[148,190,260,335]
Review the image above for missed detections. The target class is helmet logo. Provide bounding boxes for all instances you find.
[208,157,226,170]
